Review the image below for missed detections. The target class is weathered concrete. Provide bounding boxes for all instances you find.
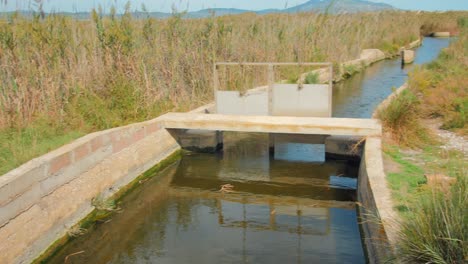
[272,84,332,117]
[160,113,382,137]
[216,90,269,116]
[372,83,408,119]
[325,136,363,160]
[0,120,181,263]
[359,49,387,66]
[407,38,422,49]
[169,129,223,153]
[432,32,450,38]
[215,63,333,117]
[301,49,386,84]
[358,137,399,263]
[402,50,415,64]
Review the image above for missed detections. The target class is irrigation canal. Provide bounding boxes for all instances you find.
[48,37,452,264]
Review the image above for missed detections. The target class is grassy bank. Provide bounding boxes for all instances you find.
[0,10,466,174]
[377,18,467,263]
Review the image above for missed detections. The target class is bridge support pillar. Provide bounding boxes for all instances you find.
[168,129,223,153]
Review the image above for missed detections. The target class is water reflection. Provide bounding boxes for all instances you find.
[48,133,364,264]
[333,37,452,118]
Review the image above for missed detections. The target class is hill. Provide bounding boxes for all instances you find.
[0,0,396,19]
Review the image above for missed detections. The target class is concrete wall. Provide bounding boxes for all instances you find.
[372,83,408,119]
[407,38,423,49]
[402,50,415,64]
[216,89,268,116]
[358,137,398,263]
[272,84,331,117]
[432,32,450,38]
[301,48,386,84]
[359,82,408,263]
[216,83,331,117]
[0,118,181,263]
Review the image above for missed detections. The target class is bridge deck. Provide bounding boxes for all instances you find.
[160,113,382,137]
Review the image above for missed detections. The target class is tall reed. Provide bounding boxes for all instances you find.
[0,9,465,173]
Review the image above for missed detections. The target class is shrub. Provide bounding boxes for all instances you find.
[378,89,430,147]
[304,72,319,84]
[397,175,467,263]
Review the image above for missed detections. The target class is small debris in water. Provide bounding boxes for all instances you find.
[64,250,85,263]
[219,184,234,193]
[67,227,87,237]
[139,179,149,184]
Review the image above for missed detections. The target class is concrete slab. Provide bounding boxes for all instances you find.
[216,90,269,116]
[160,113,382,137]
[272,84,331,117]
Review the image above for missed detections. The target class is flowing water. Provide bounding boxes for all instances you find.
[48,37,451,264]
[333,37,452,118]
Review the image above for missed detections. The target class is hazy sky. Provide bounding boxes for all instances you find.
[2,0,467,12]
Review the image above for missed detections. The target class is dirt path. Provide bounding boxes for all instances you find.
[423,118,468,159]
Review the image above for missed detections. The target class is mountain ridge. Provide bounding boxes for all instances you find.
[0,0,397,19]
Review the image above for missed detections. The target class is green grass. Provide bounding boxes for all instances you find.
[0,123,85,175]
[385,144,467,262]
[384,146,426,212]
[304,72,320,84]
[343,64,360,77]
[397,174,467,263]
[385,145,465,212]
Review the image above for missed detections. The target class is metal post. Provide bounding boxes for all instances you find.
[213,63,219,114]
[268,64,274,116]
[328,64,333,117]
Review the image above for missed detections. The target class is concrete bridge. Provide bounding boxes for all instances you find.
[161,113,381,137]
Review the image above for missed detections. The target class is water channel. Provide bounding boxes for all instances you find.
[48,37,451,264]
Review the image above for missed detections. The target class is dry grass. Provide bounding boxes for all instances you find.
[408,23,468,135]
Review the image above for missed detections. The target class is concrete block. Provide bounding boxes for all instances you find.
[402,50,415,64]
[111,130,132,154]
[360,49,386,65]
[90,135,105,152]
[216,90,269,116]
[146,122,161,135]
[272,84,331,117]
[132,127,146,142]
[49,152,71,175]
[432,32,450,38]
[169,129,222,153]
[408,38,422,49]
[0,183,42,226]
[0,162,47,207]
[40,146,113,196]
[73,142,90,162]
